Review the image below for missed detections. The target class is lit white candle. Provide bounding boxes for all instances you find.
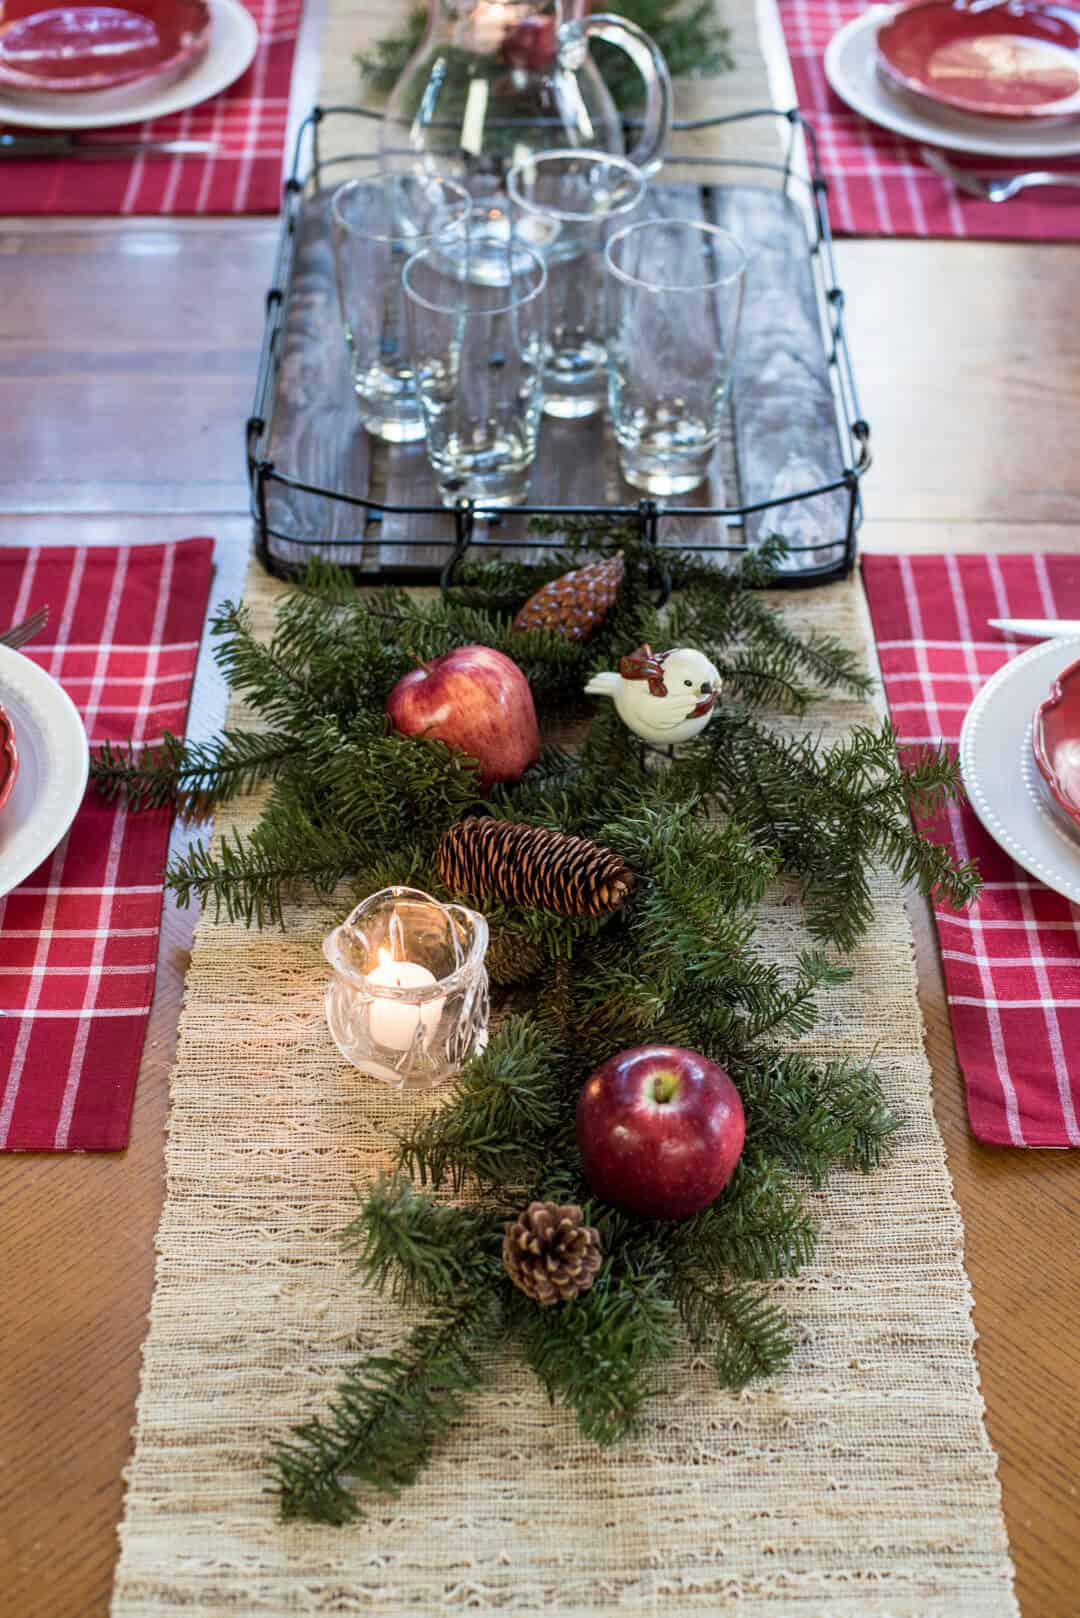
[366,947,445,1052]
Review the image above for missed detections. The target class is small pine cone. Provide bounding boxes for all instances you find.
[511,553,625,643]
[503,1202,602,1305]
[437,817,635,919]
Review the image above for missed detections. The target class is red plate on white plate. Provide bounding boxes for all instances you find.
[0,0,211,94]
[1033,653,1080,833]
[0,701,17,813]
[877,0,1080,120]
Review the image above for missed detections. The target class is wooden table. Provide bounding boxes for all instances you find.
[1,212,1078,1618]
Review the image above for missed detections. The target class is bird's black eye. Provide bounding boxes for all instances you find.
[684,678,693,687]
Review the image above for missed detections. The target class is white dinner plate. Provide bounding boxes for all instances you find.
[959,637,1080,906]
[0,0,256,131]
[0,644,89,899]
[825,6,1080,159]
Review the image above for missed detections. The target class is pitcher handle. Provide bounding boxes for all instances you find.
[578,12,673,176]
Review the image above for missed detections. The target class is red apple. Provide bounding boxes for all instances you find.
[576,1045,745,1220]
[500,15,557,69]
[386,645,540,790]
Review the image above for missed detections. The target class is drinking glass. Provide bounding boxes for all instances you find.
[506,149,645,420]
[604,219,747,495]
[330,171,470,443]
[402,213,548,507]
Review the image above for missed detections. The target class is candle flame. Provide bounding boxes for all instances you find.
[377,946,394,969]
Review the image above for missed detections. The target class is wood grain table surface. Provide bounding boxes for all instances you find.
[0,215,1078,1618]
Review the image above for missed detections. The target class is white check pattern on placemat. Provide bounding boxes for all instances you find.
[0,540,213,1150]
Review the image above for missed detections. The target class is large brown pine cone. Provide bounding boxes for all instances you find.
[436,817,635,919]
[502,1202,603,1305]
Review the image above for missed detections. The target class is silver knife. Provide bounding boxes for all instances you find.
[988,617,1080,639]
[0,133,216,158]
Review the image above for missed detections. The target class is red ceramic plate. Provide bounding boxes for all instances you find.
[877,0,1080,120]
[0,701,18,813]
[1033,653,1080,833]
[0,0,211,94]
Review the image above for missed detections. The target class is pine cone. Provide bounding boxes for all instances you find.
[503,1202,602,1305]
[511,553,625,643]
[437,817,635,918]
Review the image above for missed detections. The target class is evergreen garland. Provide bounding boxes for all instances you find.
[356,1,735,108]
[92,529,979,1525]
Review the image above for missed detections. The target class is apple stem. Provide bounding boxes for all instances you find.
[407,646,433,674]
[652,1072,679,1105]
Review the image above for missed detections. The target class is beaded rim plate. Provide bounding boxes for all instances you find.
[959,635,1080,906]
[0,644,88,899]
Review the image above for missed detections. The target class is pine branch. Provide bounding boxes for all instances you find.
[291,554,365,608]
[714,655,816,714]
[393,1017,567,1195]
[354,3,427,93]
[894,742,973,818]
[737,1052,901,1183]
[269,1291,503,1525]
[514,1265,678,1445]
[735,949,852,1045]
[91,729,300,815]
[298,714,483,851]
[672,1160,817,1282]
[211,601,317,724]
[167,819,355,926]
[668,546,874,701]
[673,1275,795,1391]
[732,603,873,700]
[343,1177,503,1307]
[690,713,978,949]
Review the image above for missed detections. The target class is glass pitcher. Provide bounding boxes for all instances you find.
[379,0,673,198]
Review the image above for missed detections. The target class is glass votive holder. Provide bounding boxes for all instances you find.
[323,886,489,1092]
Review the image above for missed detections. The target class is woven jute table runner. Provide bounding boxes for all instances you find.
[110,564,1018,1617]
[112,4,1017,1611]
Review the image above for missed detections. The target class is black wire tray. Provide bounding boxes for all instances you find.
[247,105,870,588]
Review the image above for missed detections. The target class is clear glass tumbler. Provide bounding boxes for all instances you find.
[506,149,645,420]
[330,171,470,443]
[402,212,548,507]
[605,219,747,495]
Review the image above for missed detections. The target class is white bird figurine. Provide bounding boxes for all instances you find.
[585,644,722,746]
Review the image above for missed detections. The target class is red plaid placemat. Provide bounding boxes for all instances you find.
[862,552,1080,1148]
[0,539,213,1151]
[780,0,1080,239]
[0,0,300,217]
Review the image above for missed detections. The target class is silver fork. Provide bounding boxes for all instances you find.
[0,605,49,650]
[920,145,1080,202]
